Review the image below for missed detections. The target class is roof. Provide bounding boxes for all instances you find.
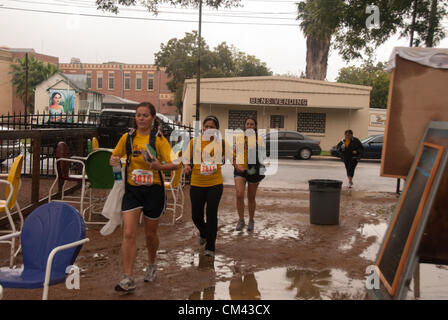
[102,95,139,105]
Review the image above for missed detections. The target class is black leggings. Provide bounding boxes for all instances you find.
[344,158,358,178]
[190,184,223,252]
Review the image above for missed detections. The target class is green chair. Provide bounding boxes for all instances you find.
[83,149,114,224]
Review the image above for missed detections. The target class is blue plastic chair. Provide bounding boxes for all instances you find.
[0,202,89,300]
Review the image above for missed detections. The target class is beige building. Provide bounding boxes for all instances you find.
[182,76,372,150]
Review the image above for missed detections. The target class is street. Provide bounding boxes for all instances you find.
[222,156,398,193]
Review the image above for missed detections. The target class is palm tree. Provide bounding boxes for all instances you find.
[9,56,59,114]
[297,0,344,80]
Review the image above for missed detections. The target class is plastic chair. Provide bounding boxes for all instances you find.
[83,149,114,224]
[0,202,89,300]
[164,161,184,224]
[0,155,24,267]
[48,141,89,215]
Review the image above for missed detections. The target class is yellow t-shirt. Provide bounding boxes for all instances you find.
[184,137,232,187]
[112,132,176,186]
[233,133,266,171]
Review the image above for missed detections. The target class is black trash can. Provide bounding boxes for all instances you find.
[308,179,342,225]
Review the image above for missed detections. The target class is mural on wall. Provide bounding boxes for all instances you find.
[48,89,75,122]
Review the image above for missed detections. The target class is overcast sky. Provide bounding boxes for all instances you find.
[1,0,447,81]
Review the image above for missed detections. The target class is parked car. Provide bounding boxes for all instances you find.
[330,134,383,160]
[263,131,321,160]
[0,126,23,163]
[97,109,178,148]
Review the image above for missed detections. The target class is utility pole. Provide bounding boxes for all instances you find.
[25,52,29,124]
[195,0,202,125]
[409,0,418,47]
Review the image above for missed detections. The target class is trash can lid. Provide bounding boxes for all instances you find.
[308,179,343,188]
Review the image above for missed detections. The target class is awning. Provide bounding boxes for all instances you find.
[387,47,448,71]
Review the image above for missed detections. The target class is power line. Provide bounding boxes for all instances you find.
[0,6,300,26]
[9,0,298,17]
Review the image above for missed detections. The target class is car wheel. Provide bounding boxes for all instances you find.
[298,148,312,160]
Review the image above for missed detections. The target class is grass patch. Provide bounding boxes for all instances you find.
[320,150,331,156]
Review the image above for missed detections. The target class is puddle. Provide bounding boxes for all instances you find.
[220,222,301,241]
[189,267,365,300]
[357,222,388,261]
[170,249,234,279]
[256,198,309,207]
[407,264,448,300]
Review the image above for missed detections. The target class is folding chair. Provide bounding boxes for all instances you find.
[48,141,89,215]
[83,149,114,224]
[0,202,89,300]
[0,155,24,267]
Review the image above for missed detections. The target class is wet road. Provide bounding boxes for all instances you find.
[223,156,399,193]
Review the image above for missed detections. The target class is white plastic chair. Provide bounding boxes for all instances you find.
[164,162,184,225]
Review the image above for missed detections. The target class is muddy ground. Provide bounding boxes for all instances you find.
[0,178,398,300]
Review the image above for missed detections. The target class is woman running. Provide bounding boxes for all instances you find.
[233,117,265,231]
[110,102,178,292]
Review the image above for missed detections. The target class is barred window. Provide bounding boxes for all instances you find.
[270,115,284,129]
[297,112,326,133]
[228,110,257,130]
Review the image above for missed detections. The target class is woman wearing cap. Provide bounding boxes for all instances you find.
[183,115,232,257]
[336,129,364,188]
[233,117,265,232]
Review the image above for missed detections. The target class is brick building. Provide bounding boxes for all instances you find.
[0,47,59,115]
[60,60,177,120]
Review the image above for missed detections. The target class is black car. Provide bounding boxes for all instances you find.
[330,134,383,160]
[97,109,177,148]
[263,131,322,160]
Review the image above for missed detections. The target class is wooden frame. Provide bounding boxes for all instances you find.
[376,142,444,296]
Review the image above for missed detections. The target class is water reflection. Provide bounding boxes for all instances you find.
[189,286,216,300]
[229,273,261,300]
[285,268,331,300]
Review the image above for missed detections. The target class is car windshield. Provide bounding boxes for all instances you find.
[361,136,375,143]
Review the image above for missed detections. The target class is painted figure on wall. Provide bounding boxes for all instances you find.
[48,89,75,122]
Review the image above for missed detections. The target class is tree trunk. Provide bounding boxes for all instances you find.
[426,0,438,47]
[305,35,330,81]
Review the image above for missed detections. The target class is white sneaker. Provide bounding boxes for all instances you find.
[144,264,157,282]
[115,275,136,292]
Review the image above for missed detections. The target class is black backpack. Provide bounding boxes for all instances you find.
[124,128,165,191]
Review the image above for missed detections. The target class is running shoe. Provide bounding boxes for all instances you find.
[115,275,136,292]
[235,219,245,231]
[204,250,215,257]
[247,220,255,232]
[144,264,157,282]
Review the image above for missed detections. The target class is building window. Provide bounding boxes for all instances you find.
[147,72,154,91]
[270,115,284,129]
[297,112,326,133]
[108,72,114,90]
[97,72,103,89]
[86,71,92,89]
[136,73,142,91]
[228,110,257,130]
[124,72,131,90]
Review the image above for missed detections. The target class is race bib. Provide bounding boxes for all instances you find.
[131,169,154,186]
[200,163,218,176]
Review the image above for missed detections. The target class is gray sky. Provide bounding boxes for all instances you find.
[1,0,447,81]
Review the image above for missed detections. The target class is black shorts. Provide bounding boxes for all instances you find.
[122,184,165,220]
[233,169,264,184]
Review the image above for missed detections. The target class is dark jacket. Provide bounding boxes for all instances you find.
[337,137,364,160]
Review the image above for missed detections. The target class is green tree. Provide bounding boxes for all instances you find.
[296,0,448,79]
[336,61,390,109]
[155,32,272,114]
[9,56,59,114]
